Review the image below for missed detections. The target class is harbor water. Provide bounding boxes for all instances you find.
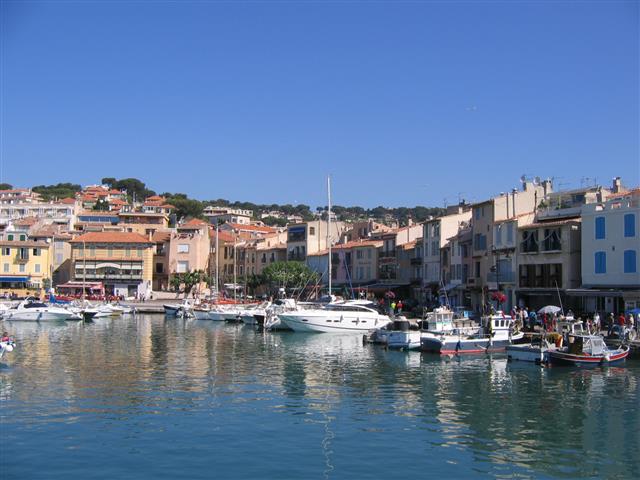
[1,315,639,479]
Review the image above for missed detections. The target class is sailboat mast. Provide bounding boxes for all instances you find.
[327,176,332,298]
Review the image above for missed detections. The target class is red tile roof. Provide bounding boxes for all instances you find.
[182,218,207,227]
[333,240,383,250]
[60,197,77,204]
[210,230,236,243]
[226,223,276,233]
[152,231,172,243]
[70,232,152,244]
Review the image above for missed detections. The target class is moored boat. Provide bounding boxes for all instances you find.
[548,334,629,366]
[3,298,82,322]
[421,312,524,354]
[278,300,392,333]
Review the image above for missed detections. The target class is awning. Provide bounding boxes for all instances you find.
[0,276,29,282]
[566,289,625,298]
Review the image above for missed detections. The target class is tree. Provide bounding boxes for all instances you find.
[111,178,155,201]
[101,177,116,187]
[261,261,319,293]
[169,275,183,292]
[32,183,81,201]
[93,198,110,211]
[0,183,13,190]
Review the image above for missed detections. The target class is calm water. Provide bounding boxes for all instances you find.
[1,315,639,479]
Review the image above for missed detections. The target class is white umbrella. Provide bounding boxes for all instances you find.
[538,305,561,314]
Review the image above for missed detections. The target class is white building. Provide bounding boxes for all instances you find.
[204,206,253,225]
[580,189,639,312]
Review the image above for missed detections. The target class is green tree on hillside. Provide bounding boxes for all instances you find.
[0,183,13,190]
[262,261,319,293]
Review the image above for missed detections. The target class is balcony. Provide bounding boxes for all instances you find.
[15,255,29,264]
[288,253,306,261]
[410,257,423,266]
[379,251,396,258]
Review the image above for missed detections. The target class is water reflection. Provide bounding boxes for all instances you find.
[1,315,638,479]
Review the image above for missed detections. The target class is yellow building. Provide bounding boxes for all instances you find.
[0,238,51,297]
[70,232,154,298]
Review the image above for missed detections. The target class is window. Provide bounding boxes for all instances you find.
[367,249,372,259]
[19,235,26,241]
[624,250,637,273]
[7,234,13,241]
[77,248,83,258]
[89,247,96,257]
[495,226,502,246]
[475,261,480,278]
[137,248,143,257]
[125,248,131,257]
[594,251,606,274]
[3,263,8,273]
[35,264,41,273]
[176,261,189,273]
[624,214,635,237]
[520,231,538,253]
[156,262,164,274]
[542,228,561,251]
[19,264,25,273]
[33,248,40,256]
[2,248,9,256]
[107,247,113,257]
[178,244,190,253]
[356,250,363,259]
[595,216,605,239]
[309,227,315,235]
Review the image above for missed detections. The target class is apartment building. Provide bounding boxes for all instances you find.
[580,189,639,312]
[168,219,210,282]
[70,232,154,298]
[286,220,345,262]
[0,236,51,297]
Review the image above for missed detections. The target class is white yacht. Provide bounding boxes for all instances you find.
[3,298,81,322]
[278,300,392,333]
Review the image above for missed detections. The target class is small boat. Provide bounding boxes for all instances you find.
[421,312,524,355]
[193,306,212,320]
[373,317,421,350]
[164,300,193,317]
[506,335,559,364]
[0,337,16,360]
[548,334,630,366]
[3,297,82,322]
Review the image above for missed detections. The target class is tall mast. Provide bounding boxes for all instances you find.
[327,176,332,298]
[215,218,219,298]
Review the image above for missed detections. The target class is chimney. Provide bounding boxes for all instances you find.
[612,177,622,194]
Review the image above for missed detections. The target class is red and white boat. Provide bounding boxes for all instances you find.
[548,334,629,366]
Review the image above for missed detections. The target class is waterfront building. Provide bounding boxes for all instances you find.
[255,235,288,276]
[0,235,51,297]
[442,226,472,308]
[29,225,74,287]
[421,205,472,304]
[204,206,253,225]
[75,211,121,232]
[580,188,640,312]
[341,219,392,243]
[330,240,382,288]
[373,223,422,286]
[286,220,345,262]
[152,231,172,291]
[168,219,210,287]
[142,196,175,216]
[209,229,238,287]
[69,232,154,298]
[468,179,550,313]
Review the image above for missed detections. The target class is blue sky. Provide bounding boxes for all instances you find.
[1,0,638,208]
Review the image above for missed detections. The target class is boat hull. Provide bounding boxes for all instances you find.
[548,348,629,366]
[279,313,390,333]
[421,333,524,355]
[4,310,75,322]
[506,344,551,364]
[385,331,422,350]
[193,309,211,320]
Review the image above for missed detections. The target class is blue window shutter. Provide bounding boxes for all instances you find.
[624,214,635,238]
[595,217,605,239]
[595,251,606,274]
[624,250,637,273]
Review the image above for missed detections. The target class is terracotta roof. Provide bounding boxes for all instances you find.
[145,195,165,202]
[78,211,119,217]
[333,240,383,250]
[0,240,49,248]
[0,188,31,194]
[70,232,152,244]
[60,197,77,204]
[226,223,275,233]
[181,218,207,227]
[210,230,236,243]
[13,217,39,226]
[152,231,172,243]
[109,199,128,205]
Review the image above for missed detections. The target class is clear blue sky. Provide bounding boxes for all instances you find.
[1,0,638,208]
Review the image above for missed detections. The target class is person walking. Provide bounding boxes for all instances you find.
[390,301,396,316]
[593,312,601,334]
[397,300,403,315]
[607,313,614,336]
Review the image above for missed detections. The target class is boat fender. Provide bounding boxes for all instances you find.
[4,344,13,352]
[602,353,611,363]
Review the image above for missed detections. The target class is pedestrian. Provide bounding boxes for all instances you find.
[618,313,626,327]
[397,300,403,314]
[628,313,635,332]
[391,301,397,315]
[593,312,601,333]
[607,313,614,336]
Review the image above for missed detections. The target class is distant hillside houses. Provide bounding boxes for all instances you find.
[0,176,637,316]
